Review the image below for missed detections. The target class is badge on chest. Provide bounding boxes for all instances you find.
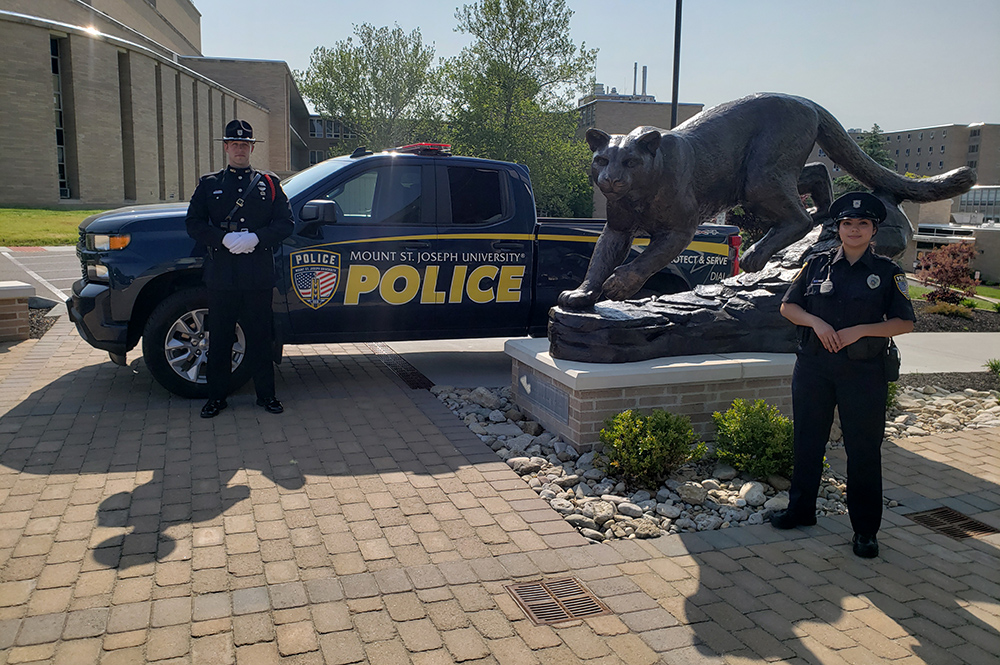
[867,274,880,289]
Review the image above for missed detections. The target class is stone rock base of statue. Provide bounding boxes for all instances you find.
[506,338,794,451]
[548,228,837,364]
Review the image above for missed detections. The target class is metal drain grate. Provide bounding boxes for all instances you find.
[906,506,1000,540]
[366,343,434,389]
[506,577,611,625]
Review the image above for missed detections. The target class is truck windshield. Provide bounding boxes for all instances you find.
[279,157,354,199]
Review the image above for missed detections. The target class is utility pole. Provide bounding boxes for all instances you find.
[670,0,682,128]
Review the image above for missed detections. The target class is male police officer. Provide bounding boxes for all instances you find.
[186,119,293,418]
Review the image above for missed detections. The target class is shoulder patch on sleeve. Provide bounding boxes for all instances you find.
[894,273,910,299]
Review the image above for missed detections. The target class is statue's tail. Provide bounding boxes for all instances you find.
[814,104,976,202]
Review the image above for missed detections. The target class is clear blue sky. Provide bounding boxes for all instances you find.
[194,0,999,131]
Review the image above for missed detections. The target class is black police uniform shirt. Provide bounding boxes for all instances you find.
[185,166,293,290]
[782,246,916,359]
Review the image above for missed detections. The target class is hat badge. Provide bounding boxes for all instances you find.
[853,200,861,208]
[237,129,243,136]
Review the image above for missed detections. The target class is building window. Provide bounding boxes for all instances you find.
[941,145,945,154]
[919,132,923,140]
[970,128,981,137]
[942,129,947,137]
[907,133,911,141]
[969,144,979,153]
[904,163,909,170]
[905,149,910,156]
[927,162,931,169]
[309,150,326,165]
[917,147,921,154]
[51,38,70,199]
[968,160,978,169]
[309,119,323,138]
[895,149,899,156]
[914,162,920,170]
[939,161,944,169]
[325,120,336,139]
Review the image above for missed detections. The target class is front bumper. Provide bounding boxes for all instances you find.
[66,279,129,358]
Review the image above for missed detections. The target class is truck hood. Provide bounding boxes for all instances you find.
[79,203,189,234]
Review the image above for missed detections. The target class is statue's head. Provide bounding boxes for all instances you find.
[585,127,662,202]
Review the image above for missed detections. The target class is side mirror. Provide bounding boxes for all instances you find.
[300,200,341,224]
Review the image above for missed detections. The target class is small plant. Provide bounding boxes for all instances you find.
[886,382,899,412]
[712,399,794,479]
[924,302,974,319]
[597,410,705,490]
[986,359,1000,378]
[959,298,978,309]
[993,302,1000,314]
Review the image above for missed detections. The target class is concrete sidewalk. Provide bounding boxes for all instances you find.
[1,316,999,664]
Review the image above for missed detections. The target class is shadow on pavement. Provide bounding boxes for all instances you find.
[679,435,1000,662]
[0,350,464,570]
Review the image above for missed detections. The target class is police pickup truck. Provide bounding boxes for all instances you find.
[68,144,741,397]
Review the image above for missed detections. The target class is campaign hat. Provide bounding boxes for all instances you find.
[217,119,260,143]
[830,191,886,224]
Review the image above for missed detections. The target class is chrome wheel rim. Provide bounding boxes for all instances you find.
[163,307,245,384]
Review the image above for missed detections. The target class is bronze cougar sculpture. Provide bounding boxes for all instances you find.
[558,93,976,309]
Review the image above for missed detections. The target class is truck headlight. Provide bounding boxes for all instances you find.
[88,234,131,251]
[87,264,109,281]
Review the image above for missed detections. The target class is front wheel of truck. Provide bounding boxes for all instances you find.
[142,288,251,398]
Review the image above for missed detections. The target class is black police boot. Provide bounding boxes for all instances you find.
[770,509,818,530]
[852,533,879,558]
[200,399,228,419]
[256,397,284,414]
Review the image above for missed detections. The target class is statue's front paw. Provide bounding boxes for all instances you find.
[740,246,767,273]
[602,272,641,300]
[558,288,599,310]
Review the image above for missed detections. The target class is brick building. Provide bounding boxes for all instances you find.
[0,0,310,209]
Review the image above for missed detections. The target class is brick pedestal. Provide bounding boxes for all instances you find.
[506,338,795,452]
[0,281,35,341]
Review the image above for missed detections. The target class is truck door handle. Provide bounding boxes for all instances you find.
[492,241,523,251]
[403,241,431,250]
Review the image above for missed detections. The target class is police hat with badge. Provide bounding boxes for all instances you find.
[216,119,263,143]
[829,191,886,226]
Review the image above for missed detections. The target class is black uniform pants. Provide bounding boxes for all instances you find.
[787,352,888,536]
[206,288,275,401]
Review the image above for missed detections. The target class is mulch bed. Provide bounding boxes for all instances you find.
[911,300,1000,333]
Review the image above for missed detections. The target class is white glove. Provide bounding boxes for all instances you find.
[231,232,259,254]
[222,232,241,251]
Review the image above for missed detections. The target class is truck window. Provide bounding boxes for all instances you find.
[323,165,423,225]
[446,167,506,225]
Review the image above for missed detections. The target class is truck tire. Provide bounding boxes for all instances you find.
[142,288,251,399]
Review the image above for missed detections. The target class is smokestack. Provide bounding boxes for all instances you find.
[633,62,638,96]
[642,66,647,96]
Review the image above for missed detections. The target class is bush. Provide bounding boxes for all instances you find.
[712,399,794,478]
[993,302,1000,314]
[986,359,1000,378]
[959,298,978,309]
[924,302,974,319]
[917,242,979,303]
[597,410,705,490]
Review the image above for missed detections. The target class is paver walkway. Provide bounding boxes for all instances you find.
[1,316,999,664]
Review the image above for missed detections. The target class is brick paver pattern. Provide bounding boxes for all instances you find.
[1,317,999,664]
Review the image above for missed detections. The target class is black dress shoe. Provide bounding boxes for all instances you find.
[256,397,284,414]
[852,533,879,558]
[770,509,818,530]
[200,399,228,418]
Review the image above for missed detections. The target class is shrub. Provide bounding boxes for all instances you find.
[986,358,1000,378]
[993,302,1000,314]
[959,298,978,309]
[597,410,705,490]
[924,302,974,319]
[712,399,794,478]
[916,242,979,303]
[886,382,899,412]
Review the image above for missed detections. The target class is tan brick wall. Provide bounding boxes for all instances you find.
[513,359,793,451]
[0,23,61,207]
[69,35,126,205]
[0,298,30,342]
[130,53,161,202]
[177,72,196,200]
[158,64,181,202]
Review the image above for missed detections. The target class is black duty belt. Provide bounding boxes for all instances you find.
[220,171,264,232]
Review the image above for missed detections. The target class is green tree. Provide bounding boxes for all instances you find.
[443,0,598,216]
[295,24,440,153]
[833,123,897,196]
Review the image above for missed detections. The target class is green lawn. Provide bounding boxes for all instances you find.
[0,208,108,246]
[976,284,1000,299]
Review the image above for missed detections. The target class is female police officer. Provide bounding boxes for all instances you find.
[769,192,915,558]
